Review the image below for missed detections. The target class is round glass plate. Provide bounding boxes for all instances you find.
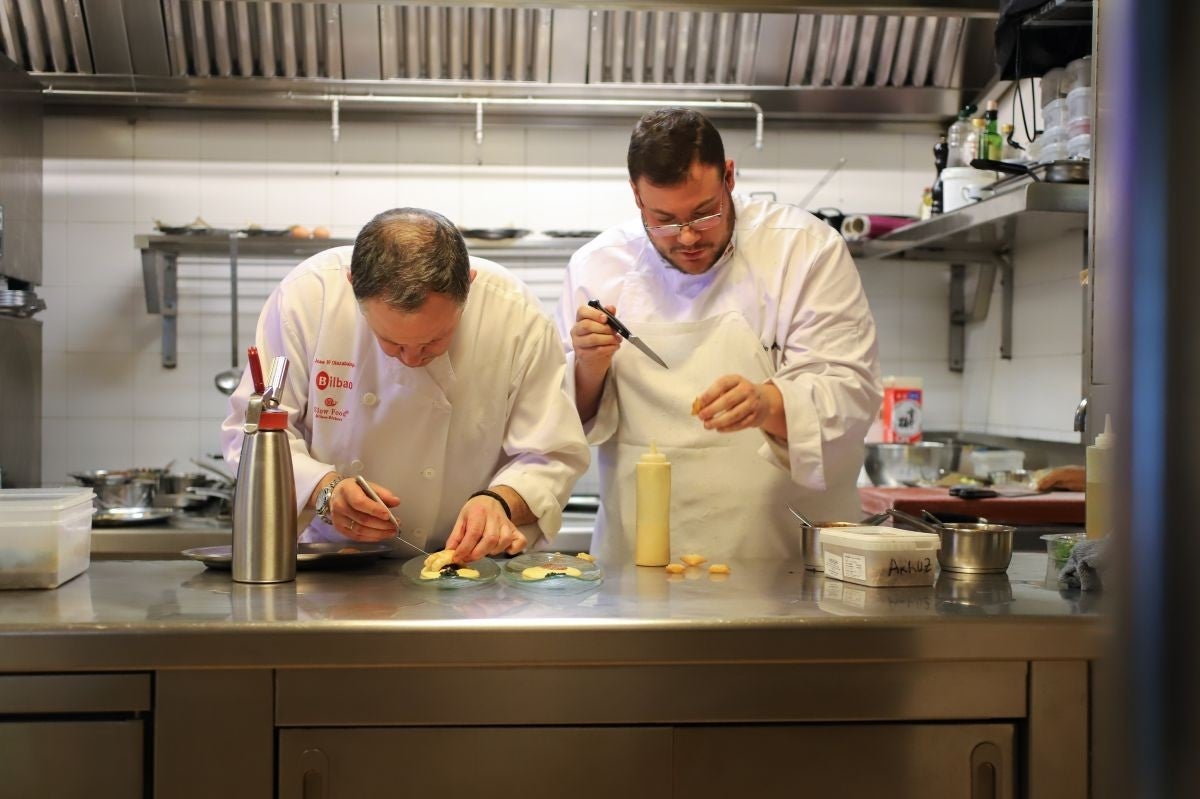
[501,552,603,591]
[400,555,500,589]
[182,542,392,571]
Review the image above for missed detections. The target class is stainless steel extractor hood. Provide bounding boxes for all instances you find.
[0,1,998,122]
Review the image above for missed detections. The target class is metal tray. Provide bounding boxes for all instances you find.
[182,542,393,570]
[92,507,175,527]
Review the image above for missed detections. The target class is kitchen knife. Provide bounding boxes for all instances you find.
[354,475,430,557]
[587,299,669,369]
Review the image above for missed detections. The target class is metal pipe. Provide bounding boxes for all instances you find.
[330,97,339,143]
[447,6,463,80]
[474,99,483,145]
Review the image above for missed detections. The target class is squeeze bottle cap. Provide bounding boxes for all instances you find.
[641,440,668,464]
[1094,414,1114,448]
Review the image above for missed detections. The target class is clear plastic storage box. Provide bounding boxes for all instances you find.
[0,488,95,589]
[820,526,941,588]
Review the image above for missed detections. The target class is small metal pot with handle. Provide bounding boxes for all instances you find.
[886,508,1015,574]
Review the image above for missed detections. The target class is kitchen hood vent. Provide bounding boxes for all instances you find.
[0,1,997,121]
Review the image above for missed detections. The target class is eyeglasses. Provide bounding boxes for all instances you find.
[644,201,725,239]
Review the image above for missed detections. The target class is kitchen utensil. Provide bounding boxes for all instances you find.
[971,158,1089,185]
[543,230,601,239]
[213,233,243,396]
[458,227,529,240]
[92,506,174,527]
[400,554,500,588]
[885,507,941,533]
[351,475,430,558]
[586,300,669,369]
[71,471,157,511]
[864,442,957,487]
[935,522,1016,574]
[786,504,814,527]
[184,542,391,571]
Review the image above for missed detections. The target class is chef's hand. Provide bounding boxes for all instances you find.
[320,476,402,542]
[571,303,621,378]
[694,374,785,435]
[445,494,527,563]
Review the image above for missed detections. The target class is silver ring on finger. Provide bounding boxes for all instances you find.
[348,518,356,532]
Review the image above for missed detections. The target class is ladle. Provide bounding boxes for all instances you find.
[786,504,815,527]
[213,233,242,395]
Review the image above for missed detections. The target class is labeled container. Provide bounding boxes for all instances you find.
[0,487,95,589]
[820,526,940,588]
[635,441,671,566]
[880,376,924,443]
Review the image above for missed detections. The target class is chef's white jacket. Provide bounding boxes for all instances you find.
[222,246,590,548]
[555,193,881,494]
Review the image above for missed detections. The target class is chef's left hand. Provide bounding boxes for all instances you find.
[695,374,782,434]
[445,494,528,563]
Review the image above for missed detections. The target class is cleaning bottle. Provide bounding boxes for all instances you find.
[635,441,671,566]
[1085,414,1113,539]
[946,104,976,168]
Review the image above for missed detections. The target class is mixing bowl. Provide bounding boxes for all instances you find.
[864,442,957,486]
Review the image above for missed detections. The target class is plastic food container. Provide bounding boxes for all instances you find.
[0,488,95,589]
[1067,116,1092,139]
[1063,56,1092,94]
[820,526,940,588]
[1040,67,1065,106]
[1043,98,1068,130]
[1067,133,1092,160]
[1067,87,1094,122]
[1042,532,1086,569]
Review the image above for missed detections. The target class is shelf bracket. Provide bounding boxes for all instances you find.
[948,253,1011,372]
[141,247,178,368]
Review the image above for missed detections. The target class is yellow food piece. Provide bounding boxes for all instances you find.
[419,569,442,580]
[709,573,730,583]
[456,568,480,579]
[708,563,731,575]
[667,573,684,582]
[576,552,596,562]
[691,396,703,415]
[681,553,707,567]
[664,563,686,574]
[312,225,331,239]
[563,567,582,577]
[522,566,550,580]
[423,549,455,572]
[289,224,311,239]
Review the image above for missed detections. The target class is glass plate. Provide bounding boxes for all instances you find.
[182,542,391,571]
[501,552,603,591]
[400,554,500,589]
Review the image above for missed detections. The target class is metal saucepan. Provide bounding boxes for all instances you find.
[71,471,157,511]
[788,506,890,572]
[971,157,1090,185]
[885,508,1015,574]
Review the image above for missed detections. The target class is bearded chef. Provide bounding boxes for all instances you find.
[223,208,589,562]
[556,108,882,563]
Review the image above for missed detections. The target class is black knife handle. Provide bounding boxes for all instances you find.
[587,299,631,339]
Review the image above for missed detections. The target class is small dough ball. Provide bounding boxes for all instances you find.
[708,563,731,575]
[691,396,703,416]
[576,552,596,562]
[424,549,455,572]
[456,568,480,579]
[681,553,707,567]
[289,224,311,239]
[312,225,331,239]
[665,563,686,574]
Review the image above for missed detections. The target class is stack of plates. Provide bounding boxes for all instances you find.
[0,289,45,318]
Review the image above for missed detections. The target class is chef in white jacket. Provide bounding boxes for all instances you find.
[556,108,881,562]
[223,208,589,562]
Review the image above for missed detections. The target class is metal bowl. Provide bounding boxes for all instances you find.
[936,522,1016,574]
[864,442,957,486]
[799,521,865,571]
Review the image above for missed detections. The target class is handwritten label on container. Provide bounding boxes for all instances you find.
[887,557,934,577]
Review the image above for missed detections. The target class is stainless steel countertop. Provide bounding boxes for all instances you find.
[0,553,1103,671]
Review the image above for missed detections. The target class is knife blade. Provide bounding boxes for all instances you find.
[354,475,430,558]
[587,300,669,369]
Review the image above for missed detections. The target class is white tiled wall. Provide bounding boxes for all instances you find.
[39,109,1045,485]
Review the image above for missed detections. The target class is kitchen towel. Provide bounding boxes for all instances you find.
[1058,537,1107,591]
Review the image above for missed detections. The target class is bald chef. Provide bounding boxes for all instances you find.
[557,108,882,563]
[222,208,590,561]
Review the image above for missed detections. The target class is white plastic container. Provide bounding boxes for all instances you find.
[1040,67,1065,106]
[1066,116,1092,139]
[967,449,1026,478]
[0,488,95,589]
[1067,133,1092,160]
[941,166,995,213]
[820,526,940,588]
[1043,98,1068,130]
[1067,86,1094,121]
[1063,56,1092,94]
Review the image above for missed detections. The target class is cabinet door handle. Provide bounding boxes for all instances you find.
[971,741,1004,799]
[300,748,328,799]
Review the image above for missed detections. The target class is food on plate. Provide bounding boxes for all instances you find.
[521,564,582,581]
[664,563,686,574]
[680,553,707,567]
[420,548,474,579]
[424,549,455,572]
[708,564,731,575]
[691,396,703,416]
[455,567,481,579]
[313,226,331,239]
[289,224,311,239]
[576,552,596,562]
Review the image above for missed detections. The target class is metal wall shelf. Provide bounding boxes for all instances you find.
[136,232,590,368]
[855,181,1089,371]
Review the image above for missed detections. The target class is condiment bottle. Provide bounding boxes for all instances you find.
[635,441,671,566]
[1085,414,1113,539]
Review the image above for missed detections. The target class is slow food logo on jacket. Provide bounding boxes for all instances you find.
[313,359,355,422]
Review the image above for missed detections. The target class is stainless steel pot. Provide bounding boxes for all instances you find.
[796,516,891,572]
[936,522,1016,574]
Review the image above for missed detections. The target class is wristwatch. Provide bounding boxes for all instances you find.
[315,475,346,524]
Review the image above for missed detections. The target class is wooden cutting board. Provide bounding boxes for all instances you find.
[858,486,1085,525]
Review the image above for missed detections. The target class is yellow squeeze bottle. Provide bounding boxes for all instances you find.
[1085,415,1113,539]
[635,441,671,566]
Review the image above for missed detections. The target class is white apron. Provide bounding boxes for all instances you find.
[594,308,861,564]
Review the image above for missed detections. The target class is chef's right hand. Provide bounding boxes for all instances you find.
[316,475,401,542]
[571,303,621,378]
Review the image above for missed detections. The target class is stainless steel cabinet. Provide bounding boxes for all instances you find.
[0,720,144,798]
[674,723,1014,798]
[279,726,672,798]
